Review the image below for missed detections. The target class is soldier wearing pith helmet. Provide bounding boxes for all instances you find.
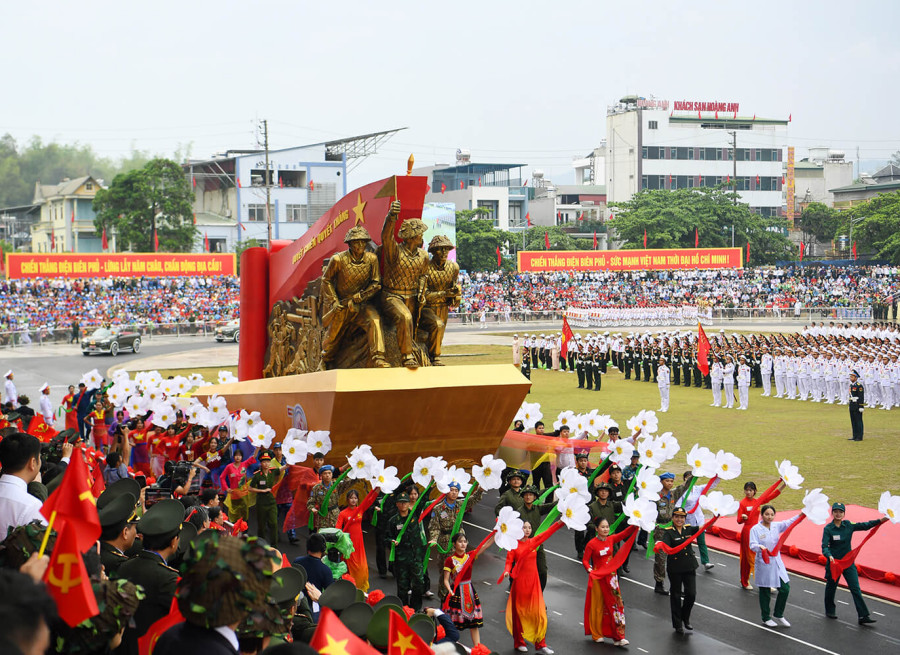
[421,234,461,366]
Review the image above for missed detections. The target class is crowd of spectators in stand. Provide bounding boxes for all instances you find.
[0,276,240,334]
[458,266,900,314]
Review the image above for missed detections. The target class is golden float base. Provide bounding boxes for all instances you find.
[194,365,530,472]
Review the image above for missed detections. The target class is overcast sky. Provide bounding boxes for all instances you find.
[3,0,898,188]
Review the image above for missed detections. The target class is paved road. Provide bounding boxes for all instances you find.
[270,489,900,655]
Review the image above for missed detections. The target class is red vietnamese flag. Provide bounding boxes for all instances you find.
[153,229,159,252]
[91,463,105,497]
[578,211,584,221]
[715,110,719,120]
[544,231,550,249]
[496,245,501,268]
[101,228,108,250]
[698,174,703,185]
[192,175,196,187]
[51,226,56,250]
[41,446,101,552]
[279,177,284,189]
[746,241,750,263]
[799,242,805,262]
[309,180,315,191]
[526,212,532,227]
[593,231,597,249]
[310,607,379,654]
[695,227,699,248]
[643,228,647,248]
[789,113,792,122]
[852,241,857,260]
[440,182,446,194]
[697,322,711,376]
[204,232,210,252]
[459,181,464,190]
[756,174,760,186]
[388,609,432,655]
[561,316,574,359]
[70,207,75,223]
[43,521,99,627]
[478,176,482,187]
[0,244,4,273]
[27,415,58,442]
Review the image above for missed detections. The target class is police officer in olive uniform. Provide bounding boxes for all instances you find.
[633,345,642,381]
[593,346,602,391]
[118,498,184,654]
[249,450,284,545]
[623,344,633,380]
[576,340,586,389]
[99,493,139,579]
[658,506,701,634]
[386,492,427,610]
[848,370,865,441]
[495,469,527,515]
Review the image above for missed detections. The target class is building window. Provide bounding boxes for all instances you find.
[508,202,523,227]
[642,176,648,190]
[642,147,648,159]
[476,200,499,227]
[285,204,307,223]
[648,120,658,130]
[85,182,93,191]
[676,147,689,160]
[247,204,272,222]
[278,170,307,188]
[250,169,274,186]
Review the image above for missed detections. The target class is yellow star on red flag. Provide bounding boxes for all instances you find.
[352,192,367,225]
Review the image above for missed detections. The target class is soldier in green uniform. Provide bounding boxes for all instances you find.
[99,492,139,579]
[623,344,633,380]
[682,346,692,386]
[578,482,620,561]
[658,506,701,634]
[249,450,284,545]
[633,344,642,381]
[592,345,602,391]
[118,498,184,653]
[515,485,554,590]
[822,502,887,623]
[427,482,484,599]
[386,492,427,609]
[671,347,681,385]
[307,464,354,531]
[494,469,528,515]
[584,345,594,390]
[642,346,652,382]
[653,471,693,595]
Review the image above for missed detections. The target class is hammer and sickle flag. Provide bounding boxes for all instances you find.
[41,446,102,552]
[43,521,99,626]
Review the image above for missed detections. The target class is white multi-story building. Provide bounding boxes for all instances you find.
[606,95,788,218]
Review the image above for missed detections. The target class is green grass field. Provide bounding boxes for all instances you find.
[150,343,898,508]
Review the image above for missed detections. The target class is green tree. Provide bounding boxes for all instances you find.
[608,187,794,264]
[454,208,512,271]
[93,158,196,252]
[837,191,900,263]
[797,202,842,252]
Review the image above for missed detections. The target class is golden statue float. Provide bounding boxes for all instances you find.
[195,159,528,471]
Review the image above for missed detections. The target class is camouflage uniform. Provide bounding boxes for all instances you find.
[321,237,385,364]
[380,211,429,359]
[385,509,426,610]
[306,477,354,531]
[427,489,484,598]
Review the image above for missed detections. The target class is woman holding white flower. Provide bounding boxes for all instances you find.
[748,504,801,627]
[336,487,380,592]
[582,518,630,647]
[443,532,494,647]
[502,520,558,655]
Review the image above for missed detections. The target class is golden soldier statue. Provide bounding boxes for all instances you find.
[320,225,389,368]
[420,235,460,366]
[380,200,429,368]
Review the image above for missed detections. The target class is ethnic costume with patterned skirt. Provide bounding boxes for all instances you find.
[582,532,631,642]
[335,488,379,592]
[503,530,557,650]
[444,552,484,631]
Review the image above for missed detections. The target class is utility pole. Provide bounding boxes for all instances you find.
[729,131,738,205]
[261,119,273,247]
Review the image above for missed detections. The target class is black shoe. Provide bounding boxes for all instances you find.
[655,583,669,595]
[576,552,584,561]
[684,623,693,631]
[674,626,685,634]
[859,616,876,625]
[826,613,837,619]
[622,565,630,573]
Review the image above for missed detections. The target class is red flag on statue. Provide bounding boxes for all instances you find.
[544,231,550,249]
[561,316,574,359]
[43,521,98,627]
[643,229,647,248]
[41,446,101,552]
[697,323,711,376]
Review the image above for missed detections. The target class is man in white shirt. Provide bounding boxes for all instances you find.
[0,433,47,537]
[760,347,773,397]
[657,356,671,412]
[39,384,54,425]
[4,371,17,408]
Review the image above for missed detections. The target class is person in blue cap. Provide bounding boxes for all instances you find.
[822,501,887,624]
[306,462,352,531]
[848,370,865,441]
[653,470,693,595]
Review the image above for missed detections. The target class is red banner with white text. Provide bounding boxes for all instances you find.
[517,247,742,272]
[5,253,236,279]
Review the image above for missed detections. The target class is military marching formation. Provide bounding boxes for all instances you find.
[565,305,712,328]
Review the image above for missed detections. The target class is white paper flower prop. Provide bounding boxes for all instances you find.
[494,507,525,551]
[160,379,177,398]
[81,369,103,392]
[248,421,276,449]
[234,410,262,440]
[698,491,740,517]
[412,456,438,488]
[623,496,658,532]
[553,410,577,432]
[218,370,238,384]
[188,373,206,387]
[347,445,377,479]
[306,431,332,455]
[802,488,832,525]
[368,459,401,494]
[173,376,190,395]
[878,491,900,524]
[598,416,618,434]
[125,395,148,417]
[655,432,680,461]
[686,444,717,478]
[608,440,635,469]
[281,431,309,465]
[515,402,543,432]
[435,465,472,494]
[106,385,127,408]
[207,394,228,414]
[473,455,506,491]
[582,409,602,438]
[626,409,659,436]
[637,437,665,469]
[635,467,663,501]
[713,450,742,480]
[558,493,591,531]
[150,402,176,429]
[186,404,209,426]
[557,468,592,503]
[776,460,804,490]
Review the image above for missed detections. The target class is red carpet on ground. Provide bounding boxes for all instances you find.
[705,505,900,603]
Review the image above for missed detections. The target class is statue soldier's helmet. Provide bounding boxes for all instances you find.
[427,234,454,252]
[397,218,427,240]
[344,226,372,243]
